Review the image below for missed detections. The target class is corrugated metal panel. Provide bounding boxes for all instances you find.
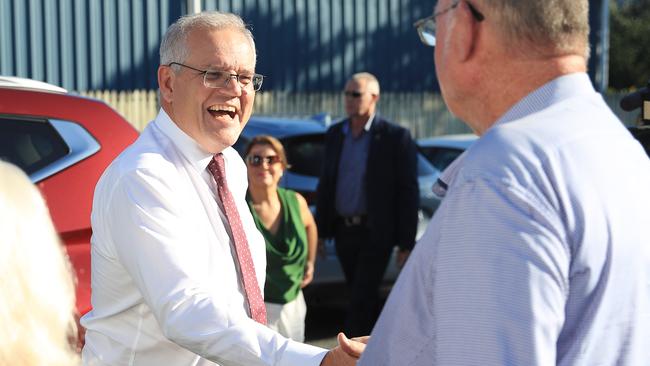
[0,0,608,92]
[0,0,183,91]
[202,0,435,91]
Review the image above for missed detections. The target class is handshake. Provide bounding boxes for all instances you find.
[321,333,370,366]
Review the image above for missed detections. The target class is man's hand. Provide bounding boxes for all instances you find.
[396,248,411,269]
[320,333,369,366]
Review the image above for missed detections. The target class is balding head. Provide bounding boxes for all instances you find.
[479,0,590,59]
[349,72,381,96]
[344,72,381,123]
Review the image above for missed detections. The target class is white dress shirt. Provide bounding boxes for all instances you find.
[81,109,327,366]
[360,73,650,365]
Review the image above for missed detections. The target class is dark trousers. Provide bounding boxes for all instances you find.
[335,221,393,337]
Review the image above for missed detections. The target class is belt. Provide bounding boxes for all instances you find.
[339,215,367,227]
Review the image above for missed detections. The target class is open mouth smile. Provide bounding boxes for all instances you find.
[207,104,237,119]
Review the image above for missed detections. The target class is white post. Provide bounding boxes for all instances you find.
[187,0,201,14]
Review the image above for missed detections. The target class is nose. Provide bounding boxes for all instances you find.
[221,76,243,97]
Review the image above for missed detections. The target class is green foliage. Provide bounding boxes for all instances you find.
[608,0,650,90]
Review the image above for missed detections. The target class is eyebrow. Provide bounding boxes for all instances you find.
[204,64,255,73]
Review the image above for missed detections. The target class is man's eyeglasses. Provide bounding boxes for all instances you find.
[246,154,281,167]
[413,0,484,47]
[344,91,364,98]
[168,62,264,91]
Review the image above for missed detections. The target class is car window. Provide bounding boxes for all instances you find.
[420,146,464,171]
[0,116,69,174]
[282,134,325,177]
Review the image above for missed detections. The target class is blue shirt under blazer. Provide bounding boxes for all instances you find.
[316,115,419,251]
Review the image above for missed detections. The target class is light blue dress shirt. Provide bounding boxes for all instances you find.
[359,73,650,365]
[335,116,374,217]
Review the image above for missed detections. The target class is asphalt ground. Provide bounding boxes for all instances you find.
[304,303,346,349]
[303,283,392,349]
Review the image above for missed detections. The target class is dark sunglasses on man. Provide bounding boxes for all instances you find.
[246,154,281,167]
[344,91,364,98]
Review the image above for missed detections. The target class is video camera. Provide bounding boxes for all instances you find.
[620,79,650,125]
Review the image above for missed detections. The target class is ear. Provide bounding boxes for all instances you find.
[451,1,481,63]
[158,65,175,104]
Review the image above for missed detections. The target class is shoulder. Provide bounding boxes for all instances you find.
[460,126,545,187]
[326,119,347,134]
[280,188,308,208]
[278,187,301,202]
[293,190,308,207]
[293,191,312,222]
[101,128,178,187]
[374,116,410,137]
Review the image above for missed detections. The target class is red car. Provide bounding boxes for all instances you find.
[0,77,139,318]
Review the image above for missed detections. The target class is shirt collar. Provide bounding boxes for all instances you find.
[434,73,595,198]
[153,109,214,172]
[343,114,375,135]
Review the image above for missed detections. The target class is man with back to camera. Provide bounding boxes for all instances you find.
[359,0,650,365]
[316,72,419,337]
[80,11,365,366]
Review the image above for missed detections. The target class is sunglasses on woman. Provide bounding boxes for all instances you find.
[246,154,281,167]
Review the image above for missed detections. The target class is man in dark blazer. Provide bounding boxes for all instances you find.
[316,72,419,337]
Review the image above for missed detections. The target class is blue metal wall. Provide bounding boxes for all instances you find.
[0,0,608,92]
[0,0,184,91]
[202,0,436,91]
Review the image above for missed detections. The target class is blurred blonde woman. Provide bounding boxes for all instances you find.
[244,135,317,342]
[0,161,79,366]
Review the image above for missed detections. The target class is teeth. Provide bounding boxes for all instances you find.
[208,105,236,113]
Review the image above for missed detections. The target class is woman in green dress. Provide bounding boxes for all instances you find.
[244,135,317,342]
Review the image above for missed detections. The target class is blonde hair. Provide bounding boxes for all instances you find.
[0,161,79,366]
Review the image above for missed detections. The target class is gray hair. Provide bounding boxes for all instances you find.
[350,72,381,95]
[159,11,256,67]
[480,0,590,58]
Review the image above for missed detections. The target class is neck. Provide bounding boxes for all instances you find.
[248,183,279,205]
[350,115,371,135]
[463,54,587,135]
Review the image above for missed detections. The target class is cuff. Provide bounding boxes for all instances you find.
[277,340,328,366]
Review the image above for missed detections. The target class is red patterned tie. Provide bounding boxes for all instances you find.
[208,153,267,324]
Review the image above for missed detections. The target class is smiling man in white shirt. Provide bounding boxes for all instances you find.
[81,11,363,366]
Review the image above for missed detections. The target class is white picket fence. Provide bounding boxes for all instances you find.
[80,89,640,137]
